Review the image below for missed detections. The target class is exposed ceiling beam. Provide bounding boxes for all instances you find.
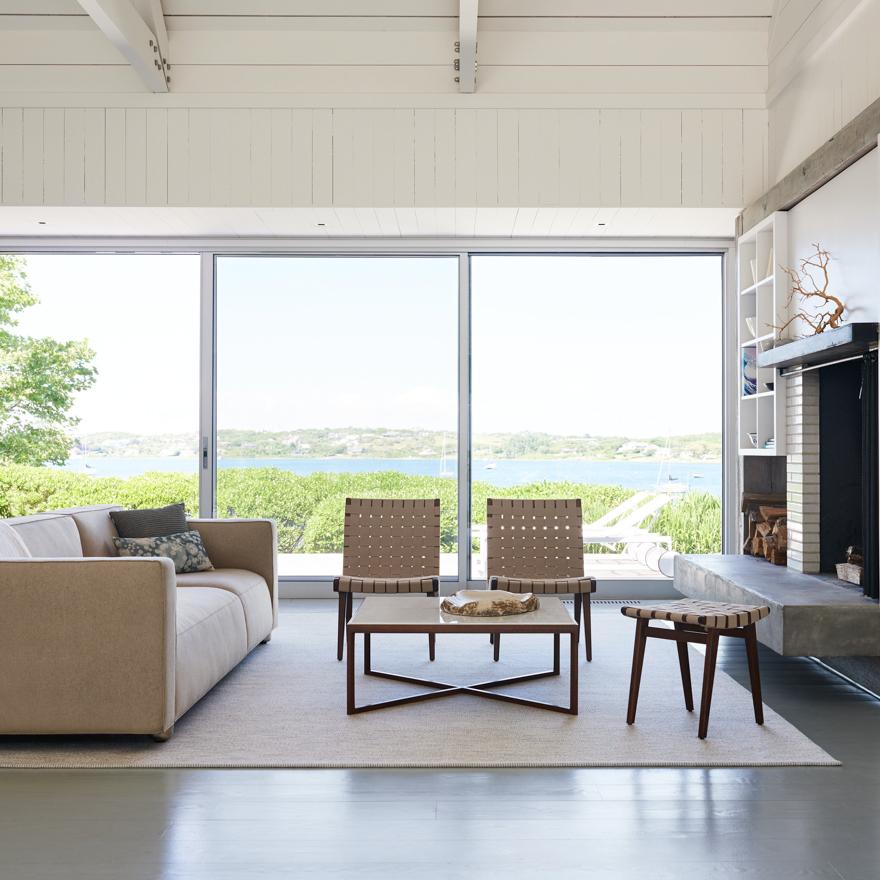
[147,0,170,77]
[76,0,168,92]
[458,0,478,93]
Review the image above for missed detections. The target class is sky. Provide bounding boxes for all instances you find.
[16,252,721,439]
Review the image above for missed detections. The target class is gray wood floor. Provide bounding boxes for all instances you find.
[1,600,879,880]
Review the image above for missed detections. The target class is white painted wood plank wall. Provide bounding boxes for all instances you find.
[767,0,880,183]
[0,106,768,209]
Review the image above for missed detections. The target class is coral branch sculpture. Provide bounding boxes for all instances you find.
[774,243,846,336]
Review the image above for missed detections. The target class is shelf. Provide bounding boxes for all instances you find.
[740,333,775,348]
[737,211,788,461]
[739,276,774,296]
[757,322,879,370]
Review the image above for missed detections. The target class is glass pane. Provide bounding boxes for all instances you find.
[0,254,200,517]
[470,254,723,581]
[216,256,459,578]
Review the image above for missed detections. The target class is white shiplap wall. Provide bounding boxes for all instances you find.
[767,0,880,183]
[0,106,769,209]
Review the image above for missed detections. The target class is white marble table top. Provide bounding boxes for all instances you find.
[349,595,577,631]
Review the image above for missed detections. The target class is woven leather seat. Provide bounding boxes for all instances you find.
[621,599,770,630]
[336,575,436,594]
[493,575,596,595]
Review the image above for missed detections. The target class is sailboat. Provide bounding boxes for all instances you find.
[438,434,454,478]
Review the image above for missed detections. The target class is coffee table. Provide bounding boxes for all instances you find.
[346,596,579,715]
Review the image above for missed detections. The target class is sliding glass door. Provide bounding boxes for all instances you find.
[470,255,723,579]
[215,256,459,578]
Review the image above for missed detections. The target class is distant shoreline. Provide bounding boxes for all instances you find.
[67,453,722,465]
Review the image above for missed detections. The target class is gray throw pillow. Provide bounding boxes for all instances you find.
[112,530,214,574]
[110,503,188,539]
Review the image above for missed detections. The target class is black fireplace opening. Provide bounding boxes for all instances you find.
[819,353,879,598]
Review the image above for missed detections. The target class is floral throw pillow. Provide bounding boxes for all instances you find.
[113,530,214,574]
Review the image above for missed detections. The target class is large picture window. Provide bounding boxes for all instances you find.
[0,247,724,585]
[0,254,200,517]
[215,256,459,578]
[470,255,723,580]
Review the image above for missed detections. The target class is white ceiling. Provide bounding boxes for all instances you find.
[0,205,738,237]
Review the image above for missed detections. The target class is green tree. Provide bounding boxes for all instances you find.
[0,256,97,466]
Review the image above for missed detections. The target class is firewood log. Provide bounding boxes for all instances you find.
[756,522,772,538]
[759,505,787,521]
[773,520,788,550]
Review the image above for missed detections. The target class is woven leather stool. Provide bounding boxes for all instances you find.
[620,599,771,739]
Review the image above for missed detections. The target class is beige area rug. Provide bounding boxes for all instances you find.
[0,604,838,768]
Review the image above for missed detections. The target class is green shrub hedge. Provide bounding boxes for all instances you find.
[0,464,721,554]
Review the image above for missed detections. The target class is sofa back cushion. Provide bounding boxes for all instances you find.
[0,522,31,558]
[49,505,123,557]
[5,514,83,558]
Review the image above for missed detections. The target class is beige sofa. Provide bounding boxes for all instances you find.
[0,505,277,741]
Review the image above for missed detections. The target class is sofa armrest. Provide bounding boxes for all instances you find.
[187,518,278,627]
[0,557,176,736]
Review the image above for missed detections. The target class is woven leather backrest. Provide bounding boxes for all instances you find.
[342,498,441,578]
[486,498,584,579]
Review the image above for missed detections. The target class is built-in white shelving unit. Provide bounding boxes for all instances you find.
[737,211,788,456]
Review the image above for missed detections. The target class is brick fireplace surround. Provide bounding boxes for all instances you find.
[786,372,821,573]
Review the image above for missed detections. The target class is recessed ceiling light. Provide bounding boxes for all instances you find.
[37,220,46,225]
[597,222,606,227]
[316,222,326,227]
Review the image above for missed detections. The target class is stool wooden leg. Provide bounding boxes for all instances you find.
[744,623,764,725]
[626,619,648,725]
[697,630,720,739]
[494,632,501,662]
[583,593,592,662]
[364,632,371,673]
[553,633,560,675]
[336,592,347,661]
[673,622,694,711]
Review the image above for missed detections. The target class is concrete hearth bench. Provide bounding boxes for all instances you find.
[674,555,880,657]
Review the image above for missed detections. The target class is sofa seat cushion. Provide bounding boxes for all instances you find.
[177,569,273,651]
[175,587,248,719]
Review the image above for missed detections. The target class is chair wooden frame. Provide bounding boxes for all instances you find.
[332,498,441,661]
[625,619,764,739]
[485,498,596,663]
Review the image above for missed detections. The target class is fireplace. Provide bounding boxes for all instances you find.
[757,325,879,599]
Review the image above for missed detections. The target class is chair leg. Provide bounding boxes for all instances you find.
[583,593,592,662]
[673,622,694,711]
[626,619,648,724]
[697,630,720,739]
[336,592,347,661]
[744,623,764,725]
[429,591,437,660]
